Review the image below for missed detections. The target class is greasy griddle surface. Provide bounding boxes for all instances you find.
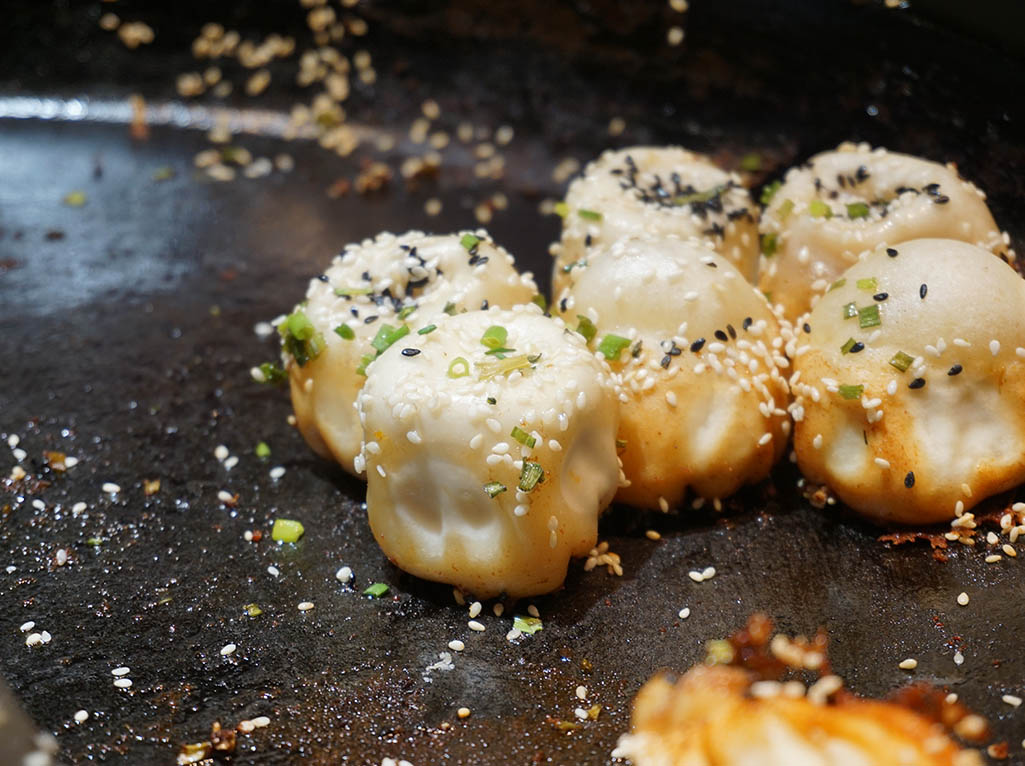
[2,1,1024,763]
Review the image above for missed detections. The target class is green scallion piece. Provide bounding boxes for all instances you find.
[739,152,762,171]
[842,302,858,320]
[838,384,864,400]
[152,166,175,181]
[254,362,287,385]
[356,353,375,377]
[597,334,631,361]
[447,357,470,378]
[889,351,914,372]
[280,310,326,367]
[760,180,782,205]
[672,184,726,207]
[858,304,881,328]
[513,615,543,635]
[86,537,103,546]
[576,315,597,343]
[847,202,870,219]
[254,441,271,458]
[363,582,389,598]
[511,426,536,448]
[518,461,545,492]
[334,286,373,297]
[840,337,858,354]
[761,232,778,257]
[418,324,437,335]
[531,294,547,312]
[480,325,509,350]
[244,603,263,617]
[443,301,458,316]
[484,347,516,358]
[828,278,846,292]
[334,323,355,340]
[577,208,602,221]
[477,354,535,380]
[397,304,417,320]
[856,277,878,291]
[369,323,410,354]
[483,481,507,498]
[271,518,305,543]
[808,199,832,218]
[777,198,795,221]
[554,201,569,218]
[64,190,87,207]
[460,233,481,251]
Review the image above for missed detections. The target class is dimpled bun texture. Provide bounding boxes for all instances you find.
[791,239,1025,524]
[552,146,760,299]
[357,305,620,598]
[286,230,538,476]
[561,235,790,509]
[614,665,982,766]
[759,143,1009,320]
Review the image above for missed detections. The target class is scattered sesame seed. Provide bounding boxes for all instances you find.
[898,658,918,670]
[678,607,691,619]
[666,25,685,45]
[220,643,237,656]
[957,592,969,606]
[527,604,540,618]
[251,716,270,728]
[468,620,485,632]
[493,603,504,617]
[24,633,43,647]
[224,455,239,470]
[269,466,286,480]
[336,566,353,583]
[457,707,471,719]
[1003,544,1017,557]
[574,707,589,720]
[114,678,133,689]
[448,640,465,652]
[468,601,482,619]
[645,530,661,541]
[72,502,87,514]
[112,667,130,676]
[658,496,670,513]
[954,651,965,665]
[31,499,44,510]
[217,490,234,503]
[19,621,35,632]
[73,710,89,724]
[267,565,280,577]
[297,601,314,611]
[102,482,121,494]
[986,554,1002,563]
[576,685,588,700]
[1003,694,1022,708]
[874,458,891,469]
[7,434,19,448]
[990,340,1001,355]
[214,445,229,461]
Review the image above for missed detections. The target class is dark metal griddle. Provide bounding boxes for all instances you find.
[2,1,1024,763]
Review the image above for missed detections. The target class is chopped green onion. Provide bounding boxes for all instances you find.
[254,441,271,458]
[827,278,846,292]
[480,325,509,350]
[856,277,878,291]
[443,301,458,316]
[760,232,778,257]
[484,347,516,358]
[518,461,545,492]
[397,304,417,320]
[417,324,437,335]
[838,384,864,400]
[597,334,631,361]
[842,302,858,320]
[363,582,389,598]
[840,337,858,355]
[777,198,795,221]
[447,357,471,378]
[460,233,481,251]
[846,202,870,219]
[254,362,287,385]
[672,184,726,206]
[64,190,87,207]
[370,323,410,354]
[152,166,175,181]
[334,286,373,297]
[476,353,535,380]
[576,315,597,343]
[244,603,263,617]
[483,481,507,498]
[760,180,782,205]
[858,304,881,328]
[356,353,375,376]
[577,208,602,221]
[531,293,548,312]
[487,396,497,404]
[739,152,762,171]
[280,310,326,367]
[334,323,355,340]
[705,639,735,665]
[889,351,914,372]
[271,518,305,543]
[554,201,569,218]
[513,615,543,635]
[511,426,536,448]
[86,537,103,546]
[808,199,832,218]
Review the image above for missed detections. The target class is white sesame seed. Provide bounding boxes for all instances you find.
[701,566,716,580]
[990,340,1001,355]
[1003,694,1022,708]
[688,570,704,583]
[73,710,89,723]
[468,620,485,632]
[217,490,234,503]
[13,448,27,462]
[678,607,690,619]
[874,458,891,469]
[243,530,253,542]
[224,455,239,470]
[238,720,255,733]
[957,592,969,606]
[898,658,918,670]
[1004,544,1017,557]
[468,601,482,619]
[574,707,589,720]
[269,466,286,480]
[448,640,465,652]
[251,716,270,728]
[31,499,44,511]
[457,707,471,719]
[954,651,965,665]
[527,604,540,618]
[298,601,314,611]
[112,667,130,676]
[665,391,678,407]
[214,445,229,461]
[20,621,35,632]
[64,456,79,468]
[658,496,669,513]
[220,643,237,656]
[493,603,504,617]
[267,565,280,577]
[576,685,588,700]
[336,566,352,583]
[985,554,1003,563]
[645,529,661,541]
[946,693,958,704]
[25,633,42,647]
[7,435,19,448]
[72,502,87,515]
[114,678,133,689]
[102,482,120,494]
[55,548,68,566]
[38,630,51,644]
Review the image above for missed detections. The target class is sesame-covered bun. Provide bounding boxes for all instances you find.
[759,143,1010,320]
[551,146,760,299]
[615,665,982,766]
[559,235,790,509]
[282,231,538,477]
[790,238,1025,524]
[356,305,620,598]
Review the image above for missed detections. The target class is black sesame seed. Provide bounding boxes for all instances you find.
[362,271,372,281]
[919,284,928,299]
[742,317,753,330]
[559,297,568,312]
[660,355,672,369]
[690,338,706,352]
[401,348,420,357]
[934,195,950,204]
[350,307,359,317]
[904,471,915,488]
[908,377,926,389]
[873,292,888,302]
[803,322,812,334]
[948,364,963,376]
[849,341,865,353]
[714,329,728,342]
[727,323,737,339]
[364,315,378,324]
[480,300,489,310]
[317,274,329,282]
[886,248,898,257]
[487,396,496,404]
